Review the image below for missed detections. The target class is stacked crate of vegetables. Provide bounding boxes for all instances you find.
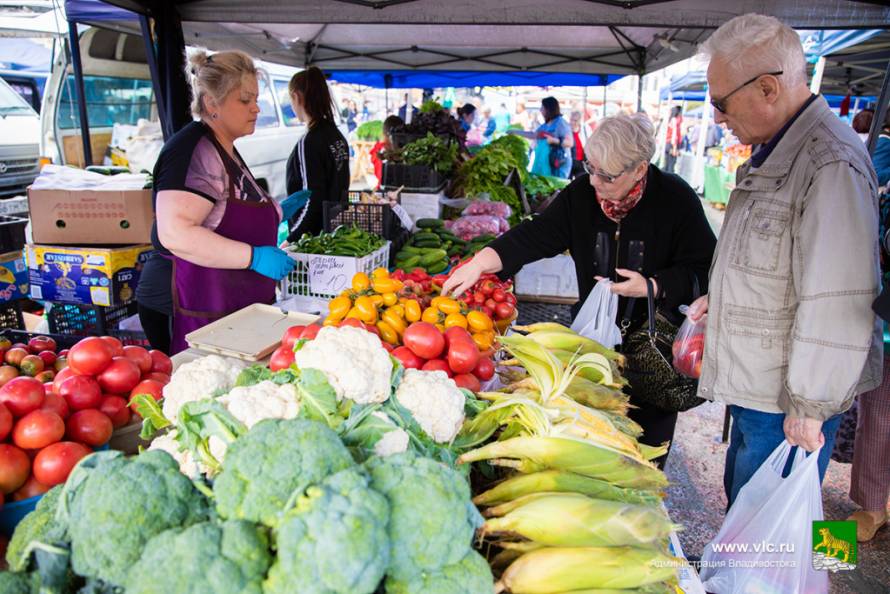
[394,219,495,273]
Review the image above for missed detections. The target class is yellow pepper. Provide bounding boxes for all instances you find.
[472,331,494,351]
[376,321,399,345]
[436,298,461,315]
[372,278,403,294]
[388,304,405,319]
[422,307,444,325]
[444,313,468,330]
[382,309,407,335]
[370,294,385,308]
[328,296,352,321]
[371,267,390,281]
[346,306,363,320]
[404,300,422,323]
[435,323,446,333]
[382,292,399,307]
[354,296,379,324]
[352,272,371,293]
[323,314,340,327]
[467,310,494,332]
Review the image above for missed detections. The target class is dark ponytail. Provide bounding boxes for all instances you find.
[288,66,335,126]
[457,103,476,118]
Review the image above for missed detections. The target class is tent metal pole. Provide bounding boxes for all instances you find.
[68,20,92,167]
[139,14,169,140]
[636,72,643,112]
[866,60,890,155]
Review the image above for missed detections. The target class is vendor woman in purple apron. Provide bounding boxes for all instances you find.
[136,50,303,354]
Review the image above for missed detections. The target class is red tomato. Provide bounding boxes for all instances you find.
[99,336,124,357]
[32,442,91,487]
[453,373,481,392]
[484,298,498,313]
[444,326,474,348]
[66,410,113,447]
[142,372,171,385]
[54,357,68,373]
[403,322,446,360]
[299,324,323,340]
[392,346,425,370]
[13,410,65,450]
[447,338,480,375]
[479,280,496,296]
[0,444,30,494]
[281,325,307,349]
[0,365,18,387]
[57,349,69,358]
[27,336,56,355]
[481,305,495,319]
[0,377,45,418]
[19,355,45,377]
[10,343,26,351]
[0,402,11,441]
[59,375,102,411]
[34,370,55,383]
[495,302,515,321]
[68,337,113,376]
[491,288,507,303]
[97,357,141,395]
[40,392,70,420]
[99,396,131,428]
[42,382,54,394]
[473,291,486,306]
[37,351,57,367]
[505,293,518,306]
[381,342,394,353]
[421,359,453,377]
[12,474,50,501]
[472,357,495,382]
[5,347,28,367]
[52,366,76,394]
[130,379,165,403]
[269,345,295,372]
[364,325,381,339]
[122,346,152,375]
[148,350,173,375]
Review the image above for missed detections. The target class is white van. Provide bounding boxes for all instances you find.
[0,77,41,198]
[41,27,343,199]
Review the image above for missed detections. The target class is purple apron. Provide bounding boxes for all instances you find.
[168,140,279,354]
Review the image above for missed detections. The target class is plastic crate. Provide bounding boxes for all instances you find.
[280,242,390,300]
[323,201,401,240]
[47,301,138,336]
[0,329,81,349]
[0,215,26,253]
[0,299,24,330]
[381,163,447,193]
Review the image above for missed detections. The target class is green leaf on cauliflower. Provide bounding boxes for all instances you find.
[264,468,389,594]
[385,549,493,594]
[176,399,247,474]
[295,368,342,430]
[234,365,273,388]
[129,393,172,440]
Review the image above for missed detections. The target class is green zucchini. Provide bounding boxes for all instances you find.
[416,218,444,229]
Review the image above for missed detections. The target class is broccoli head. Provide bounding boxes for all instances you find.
[365,451,482,580]
[0,571,33,594]
[60,450,210,586]
[385,549,494,594]
[124,520,271,594]
[213,418,354,526]
[6,485,64,572]
[264,468,389,594]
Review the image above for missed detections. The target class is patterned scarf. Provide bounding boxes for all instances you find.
[596,175,647,222]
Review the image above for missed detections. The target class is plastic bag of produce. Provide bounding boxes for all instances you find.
[700,441,828,594]
[445,215,508,240]
[570,279,622,349]
[671,306,705,378]
[463,199,512,219]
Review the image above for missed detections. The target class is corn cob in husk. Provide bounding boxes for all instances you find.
[473,470,662,507]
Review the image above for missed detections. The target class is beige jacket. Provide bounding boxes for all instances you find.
[699,96,882,421]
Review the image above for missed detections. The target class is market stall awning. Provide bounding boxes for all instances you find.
[820,29,890,97]
[325,70,624,89]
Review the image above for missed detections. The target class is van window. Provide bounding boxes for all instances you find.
[256,73,279,129]
[0,79,35,116]
[273,79,299,127]
[58,75,153,129]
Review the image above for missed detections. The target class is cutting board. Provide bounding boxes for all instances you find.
[185,303,318,361]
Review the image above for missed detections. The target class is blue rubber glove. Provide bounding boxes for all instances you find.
[280,190,311,221]
[249,246,296,281]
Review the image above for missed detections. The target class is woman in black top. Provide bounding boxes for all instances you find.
[285,67,350,241]
[444,113,716,468]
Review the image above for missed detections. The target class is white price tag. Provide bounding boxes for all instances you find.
[307,255,353,295]
[391,203,414,232]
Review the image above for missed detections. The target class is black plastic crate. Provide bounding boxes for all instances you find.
[0,300,23,330]
[381,163,447,193]
[0,215,27,254]
[47,301,138,336]
[389,228,412,268]
[0,329,81,350]
[323,201,405,241]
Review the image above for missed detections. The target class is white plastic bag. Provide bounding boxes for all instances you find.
[570,280,622,349]
[700,441,828,594]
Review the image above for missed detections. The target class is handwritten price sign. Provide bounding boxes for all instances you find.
[307,255,356,295]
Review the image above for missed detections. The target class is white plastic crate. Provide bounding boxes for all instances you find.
[514,254,579,301]
[280,242,390,300]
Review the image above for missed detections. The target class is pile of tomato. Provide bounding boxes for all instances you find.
[0,335,172,504]
[391,322,495,392]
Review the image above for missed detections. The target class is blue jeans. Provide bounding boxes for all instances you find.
[724,405,842,508]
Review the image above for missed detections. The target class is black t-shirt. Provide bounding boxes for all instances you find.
[285,120,350,241]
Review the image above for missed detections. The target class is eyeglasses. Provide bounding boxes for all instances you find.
[710,71,783,114]
[583,160,632,184]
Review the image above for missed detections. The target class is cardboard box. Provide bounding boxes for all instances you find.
[0,250,28,304]
[25,244,154,306]
[400,191,444,227]
[28,188,154,245]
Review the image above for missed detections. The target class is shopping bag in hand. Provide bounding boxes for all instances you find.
[570,279,622,349]
[672,305,705,379]
[700,441,829,594]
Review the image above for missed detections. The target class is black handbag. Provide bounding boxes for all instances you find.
[620,278,704,413]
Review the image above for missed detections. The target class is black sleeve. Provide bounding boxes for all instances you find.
[285,143,300,196]
[654,185,717,311]
[488,186,573,279]
[286,132,332,240]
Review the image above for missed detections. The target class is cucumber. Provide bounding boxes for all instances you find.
[426,259,449,274]
[413,232,440,242]
[399,255,421,269]
[416,218,444,229]
[447,246,463,257]
[420,249,448,266]
[401,245,424,255]
[413,240,442,249]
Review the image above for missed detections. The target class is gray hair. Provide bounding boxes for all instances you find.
[187,49,258,118]
[585,114,655,174]
[699,13,807,87]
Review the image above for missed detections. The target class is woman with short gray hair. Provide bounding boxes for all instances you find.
[444,113,716,468]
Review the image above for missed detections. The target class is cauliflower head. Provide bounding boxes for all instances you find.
[213,418,354,527]
[264,468,390,594]
[294,326,392,404]
[162,355,245,421]
[395,370,465,444]
[124,521,272,594]
[385,549,493,594]
[61,450,210,586]
[218,381,300,428]
[365,451,482,580]
[148,431,202,477]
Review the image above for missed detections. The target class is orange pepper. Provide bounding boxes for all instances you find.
[382,292,399,307]
[422,307,444,324]
[372,278,403,294]
[404,300,422,323]
[323,314,340,327]
[371,267,390,281]
[467,310,494,332]
[328,296,352,321]
[444,313,468,330]
[435,323,446,333]
[472,331,494,351]
[369,294,385,308]
[352,272,371,293]
[382,310,407,335]
[388,304,405,319]
[354,296,379,324]
[376,321,399,345]
[346,306,362,320]
[436,298,461,315]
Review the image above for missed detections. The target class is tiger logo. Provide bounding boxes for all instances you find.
[814,527,850,563]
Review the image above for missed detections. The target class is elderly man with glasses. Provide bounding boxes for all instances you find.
[687,14,882,508]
